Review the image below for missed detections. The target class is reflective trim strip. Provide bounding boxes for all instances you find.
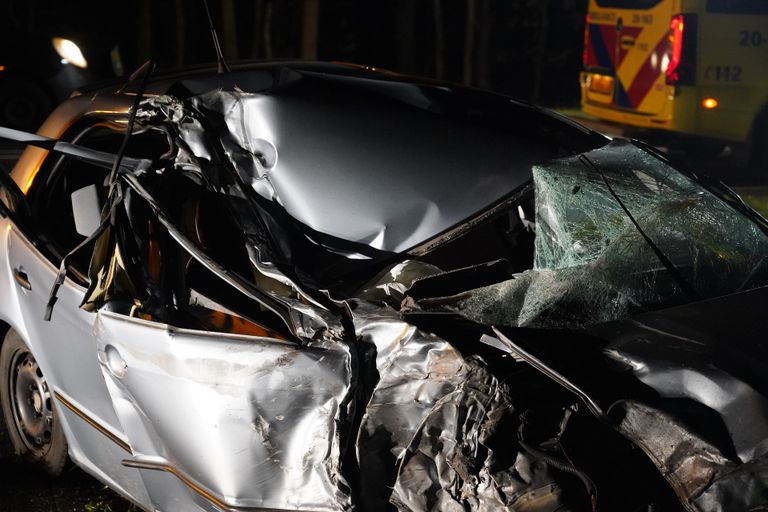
[616,26,643,69]
[625,35,669,108]
[587,23,615,69]
[53,391,132,454]
[121,459,290,512]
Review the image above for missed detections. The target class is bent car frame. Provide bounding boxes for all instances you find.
[0,61,767,512]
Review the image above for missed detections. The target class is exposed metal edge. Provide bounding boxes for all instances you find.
[121,458,296,512]
[97,310,293,346]
[53,390,132,454]
[491,327,606,419]
[406,184,533,257]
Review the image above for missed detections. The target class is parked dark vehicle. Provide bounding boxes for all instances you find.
[0,61,767,512]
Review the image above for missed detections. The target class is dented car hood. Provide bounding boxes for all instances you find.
[147,68,595,254]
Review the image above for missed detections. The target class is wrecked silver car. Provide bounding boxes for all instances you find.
[0,62,767,512]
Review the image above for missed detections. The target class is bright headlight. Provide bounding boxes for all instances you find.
[52,37,88,69]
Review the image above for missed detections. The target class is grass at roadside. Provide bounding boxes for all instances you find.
[743,194,768,218]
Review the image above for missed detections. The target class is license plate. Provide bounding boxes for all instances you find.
[589,74,614,95]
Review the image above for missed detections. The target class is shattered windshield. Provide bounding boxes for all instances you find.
[447,140,768,329]
[106,82,768,335]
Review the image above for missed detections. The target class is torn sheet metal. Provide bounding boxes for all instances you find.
[355,260,443,307]
[144,82,555,253]
[485,294,768,512]
[93,310,353,511]
[350,304,580,512]
[614,400,735,509]
[613,401,768,512]
[390,362,560,512]
[352,304,466,510]
[605,335,768,463]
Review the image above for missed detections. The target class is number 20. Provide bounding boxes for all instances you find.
[739,30,764,47]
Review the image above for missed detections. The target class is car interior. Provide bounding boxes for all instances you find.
[27,125,166,280]
[24,121,291,338]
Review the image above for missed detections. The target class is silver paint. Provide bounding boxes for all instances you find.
[147,84,545,253]
[94,310,353,511]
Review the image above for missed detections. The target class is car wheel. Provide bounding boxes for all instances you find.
[0,330,67,475]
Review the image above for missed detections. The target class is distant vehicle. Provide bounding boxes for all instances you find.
[0,29,93,131]
[581,0,768,169]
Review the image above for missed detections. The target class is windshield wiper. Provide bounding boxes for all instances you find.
[579,154,700,302]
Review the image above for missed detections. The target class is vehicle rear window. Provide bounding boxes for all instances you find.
[706,0,768,15]
[594,0,663,9]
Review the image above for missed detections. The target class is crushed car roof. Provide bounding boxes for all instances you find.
[87,62,606,253]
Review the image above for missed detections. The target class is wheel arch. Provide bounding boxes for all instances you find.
[0,318,11,348]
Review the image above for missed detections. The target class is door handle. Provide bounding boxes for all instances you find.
[13,268,31,291]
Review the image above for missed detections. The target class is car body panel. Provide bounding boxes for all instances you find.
[193,74,552,253]
[2,223,151,507]
[93,310,353,511]
[10,93,132,194]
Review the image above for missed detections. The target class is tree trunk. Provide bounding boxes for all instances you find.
[301,0,320,60]
[396,0,416,74]
[222,0,239,61]
[252,0,264,58]
[264,1,273,59]
[137,0,153,63]
[175,0,185,67]
[476,0,491,88]
[463,0,477,86]
[531,0,550,104]
[433,0,444,80]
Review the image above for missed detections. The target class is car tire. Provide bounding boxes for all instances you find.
[0,330,68,476]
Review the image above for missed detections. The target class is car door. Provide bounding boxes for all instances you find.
[83,172,355,511]
[93,310,352,512]
[6,125,152,505]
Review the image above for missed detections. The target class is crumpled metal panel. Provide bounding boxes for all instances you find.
[352,304,466,510]
[390,362,549,512]
[351,304,573,512]
[614,400,735,509]
[144,81,551,253]
[93,310,353,511]
[605,336,768,463]
[355,260,443,306]
[611,390,768,512]
[693,455,768,512]
[612,400,768,512]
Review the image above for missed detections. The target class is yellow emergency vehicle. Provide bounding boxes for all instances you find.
[580,0,768,168]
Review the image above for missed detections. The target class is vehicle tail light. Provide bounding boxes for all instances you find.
[666,14,697,85]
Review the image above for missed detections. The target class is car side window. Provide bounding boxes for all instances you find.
[27,123,169,283]
[119,169,292,339]
[24,120,291,338]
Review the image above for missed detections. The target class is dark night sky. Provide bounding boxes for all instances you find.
[0,0,588,107]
